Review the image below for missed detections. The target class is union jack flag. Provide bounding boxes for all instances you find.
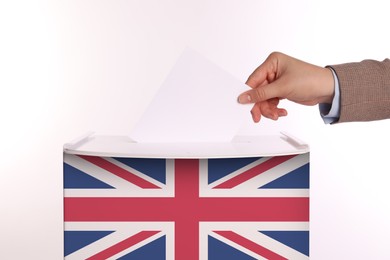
[64,153,309,259]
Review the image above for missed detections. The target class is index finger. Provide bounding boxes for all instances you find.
[245,55,276,88]
[245,64,268,89]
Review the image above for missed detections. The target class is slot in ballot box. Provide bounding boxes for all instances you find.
[63,133,310,260]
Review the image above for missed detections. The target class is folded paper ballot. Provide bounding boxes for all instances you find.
[130,48,249,143]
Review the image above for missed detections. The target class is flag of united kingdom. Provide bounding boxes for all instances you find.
[64,152,309,259]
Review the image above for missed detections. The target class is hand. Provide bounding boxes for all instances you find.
[237,52,335,122]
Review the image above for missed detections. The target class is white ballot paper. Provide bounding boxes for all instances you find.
[130,48,249,143]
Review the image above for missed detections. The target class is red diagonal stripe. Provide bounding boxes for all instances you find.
[214,231,287,260]
[78,155,160,189]
[86,231,160,260]
[214,155,296,189]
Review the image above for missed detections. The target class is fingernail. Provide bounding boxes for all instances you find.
[278,109,287,117]
[237,94,251,104]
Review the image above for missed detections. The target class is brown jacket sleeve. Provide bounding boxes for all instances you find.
[327,59,390,123]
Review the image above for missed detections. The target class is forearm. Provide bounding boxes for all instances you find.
[328,59,390,122]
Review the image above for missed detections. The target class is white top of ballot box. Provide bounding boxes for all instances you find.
[63,132,309,159]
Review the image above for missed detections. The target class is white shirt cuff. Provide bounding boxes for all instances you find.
[319,68,340,124]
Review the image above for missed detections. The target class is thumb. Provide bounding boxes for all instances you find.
[237,82,282,104]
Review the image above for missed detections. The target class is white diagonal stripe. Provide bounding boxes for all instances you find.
[64,154,139,190]
[207,157,270,188]
[241,153,309,190]
[200,222,309,260]
[200,154,309,197]
[65,222,173,260]
[105,157,164,188]
[64,154,174,197]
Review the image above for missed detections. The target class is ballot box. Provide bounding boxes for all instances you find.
[63,132,310,259]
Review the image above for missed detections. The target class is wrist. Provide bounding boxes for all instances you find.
[319,67,335,104]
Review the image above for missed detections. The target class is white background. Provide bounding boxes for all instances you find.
[1,0,389,259]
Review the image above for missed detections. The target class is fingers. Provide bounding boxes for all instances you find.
[250,104,261,123]
[276,108,288,118]
[246,65,268,89]
[241,52,290,122]
[250,99,288,122]
[260,98,286,120]
[245,53,280,88]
